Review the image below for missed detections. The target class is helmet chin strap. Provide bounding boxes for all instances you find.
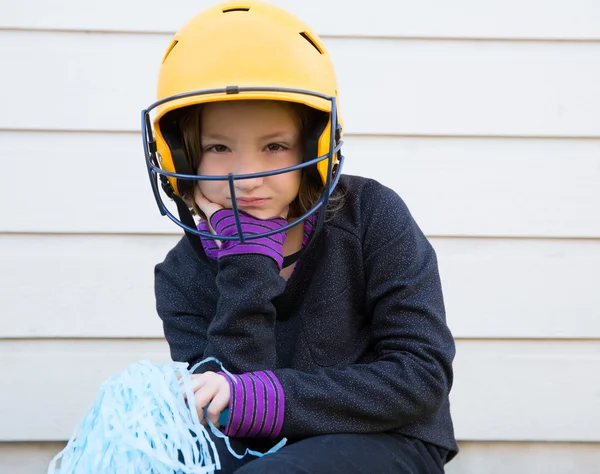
[172,194,210,261]
[172,193,323,269]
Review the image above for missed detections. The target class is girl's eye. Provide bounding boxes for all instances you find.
[206,144,229,153]
[265,143,287,152]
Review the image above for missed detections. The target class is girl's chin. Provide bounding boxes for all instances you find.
[238,208,280,219]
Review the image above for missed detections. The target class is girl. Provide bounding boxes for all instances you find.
[143,1,458,472]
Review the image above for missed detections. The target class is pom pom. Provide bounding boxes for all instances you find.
[48,359,285,473]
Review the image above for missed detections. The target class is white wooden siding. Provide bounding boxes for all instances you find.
[2,339,599,442]
[4,132,600,237]
[2,234,600,339]
[1,1,599,472]
[2,0,600,39]
[2,31,600,137]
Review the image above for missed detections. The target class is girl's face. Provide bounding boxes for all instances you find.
[197,100,303,220]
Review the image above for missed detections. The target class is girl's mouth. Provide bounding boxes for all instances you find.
[236,198,270,207]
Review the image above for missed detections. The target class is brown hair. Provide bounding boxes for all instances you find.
[177,100,344,220]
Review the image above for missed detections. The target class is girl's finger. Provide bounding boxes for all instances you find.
[194,185,223,224]
[190,374,209,393]
[180,374,207,400]
[193,382,219,423]
[206,387,230,428]
[194,185,206,203]
[194,185,210,211]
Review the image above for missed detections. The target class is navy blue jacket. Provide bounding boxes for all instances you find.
[155,175,458,460]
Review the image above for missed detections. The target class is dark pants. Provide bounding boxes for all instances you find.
[208,432,447,474]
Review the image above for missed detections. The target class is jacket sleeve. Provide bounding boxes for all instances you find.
[155,238,286,375]
[204,253,286,372]
[225,183,456,437]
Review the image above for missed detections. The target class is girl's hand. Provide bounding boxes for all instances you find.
[194,186,223,229]
[183,371,230,428]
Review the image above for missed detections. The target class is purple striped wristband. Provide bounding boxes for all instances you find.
[218,370,285,439]
[209,209,288,269]
[196,220,219,260]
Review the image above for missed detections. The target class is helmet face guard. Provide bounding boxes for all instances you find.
[142,86,344,243]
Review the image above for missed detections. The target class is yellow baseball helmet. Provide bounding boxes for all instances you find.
[142,0,344,241]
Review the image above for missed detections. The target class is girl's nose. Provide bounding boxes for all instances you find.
[234,175,263,192]
[232,154,264,191]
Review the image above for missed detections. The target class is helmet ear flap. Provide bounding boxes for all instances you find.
[302,108,329,184]
[159,109,198,199]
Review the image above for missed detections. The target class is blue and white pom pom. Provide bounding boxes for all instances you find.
[48,359,286,473]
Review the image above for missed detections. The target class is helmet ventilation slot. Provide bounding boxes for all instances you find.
[223,7,250,13]
[300,32,323,54]
[161,40,179,64]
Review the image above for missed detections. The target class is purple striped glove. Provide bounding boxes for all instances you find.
[218,370,285,439]
[201,209,288,270]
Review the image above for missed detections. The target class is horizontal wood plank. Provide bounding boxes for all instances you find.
[1,234,599,339]
[2,441,600,474]
[1,31,600,136]
[1,339,599,442]
[0,443,66,474]
[446,442,600,474]
[2,0,600,40]
[4,131,600,237]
